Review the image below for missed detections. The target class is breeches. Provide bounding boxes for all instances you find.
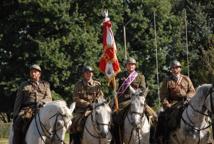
[13,116,32,144]
[70,112,86,133]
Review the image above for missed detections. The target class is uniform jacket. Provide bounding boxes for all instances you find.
[117,71,146,103]
[13,80,52,118]
[160,74,195,106]
[73,79,104,111]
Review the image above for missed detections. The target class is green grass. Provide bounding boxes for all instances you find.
[0,138,8,144]
[64,132,70,143]
[0,123,10,139]
[0,132,70,144]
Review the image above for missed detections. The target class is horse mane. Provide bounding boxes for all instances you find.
[49,100,67,106]
[45,100,72,118]
[167,84,213,144]
[195,84,212,99]
[190,84,212,109]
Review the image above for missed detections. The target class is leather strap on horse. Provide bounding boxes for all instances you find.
[35,111,67,144]
[35,112,49,144]
[210,84,214,139]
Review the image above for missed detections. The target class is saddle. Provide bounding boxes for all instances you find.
[19,106,36,133]
[69,110,92,134]
[145,104,158,126]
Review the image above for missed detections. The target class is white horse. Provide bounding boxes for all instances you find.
[123,87,151,144]
[81,97,112,144]
[10,100,76,144]
[169,84,214,144]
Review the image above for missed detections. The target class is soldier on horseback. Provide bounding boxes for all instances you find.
[69,65,104,144]
[112,57,157,144]
[156,60,195,144]
[12,64,52,144]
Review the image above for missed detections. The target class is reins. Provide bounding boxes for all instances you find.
[35,110,70,144]
[210,84,214,138]
[124,89,149,144]
[126,106,146,144]
[181,86,214,132]
[84,102,111,143]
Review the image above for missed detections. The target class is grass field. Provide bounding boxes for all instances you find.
[0,138,7,144]
[0,133,70,144]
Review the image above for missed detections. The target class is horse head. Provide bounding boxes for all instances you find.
[203,84,214,136]
[169,84,214,144]
[192,84,214,119]
[129,86,149,128]
[44,101,76,144]
[204,85,214,116]
[91,97,112,138]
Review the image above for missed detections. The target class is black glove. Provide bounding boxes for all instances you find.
[88,103,93,110]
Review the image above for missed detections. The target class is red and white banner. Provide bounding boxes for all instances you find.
[99,16,120,83]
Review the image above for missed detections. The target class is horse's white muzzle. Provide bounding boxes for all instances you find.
[98,125,110,138]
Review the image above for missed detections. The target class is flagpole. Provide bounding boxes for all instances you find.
[100,9,120,112]
[123,18,133,60]
[123,26,127,60]
[184,9,190,77]
[153,11,160,106]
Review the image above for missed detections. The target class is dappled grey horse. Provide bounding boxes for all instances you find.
[9,100,76,144]
[81,97,112,144]
[123,87,150,144]
[169,84,214,144]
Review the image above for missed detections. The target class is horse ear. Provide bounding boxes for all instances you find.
[129,86,136,94]
[70,102,76,113]
[143,87,149,97]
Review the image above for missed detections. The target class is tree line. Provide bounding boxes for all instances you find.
[0,0,213,111]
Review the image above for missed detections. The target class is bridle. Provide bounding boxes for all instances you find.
[35,110,71,144]
[126,96,146,144]
[181,85,214,139]
[127,108,146,127]
[85,102,111,142]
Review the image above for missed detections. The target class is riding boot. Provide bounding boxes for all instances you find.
[163,126,170,144]
[70,133,81,144]
[13,127,23,144]
[155,112,165,144]
[112,124,122,144]
[13,117,24,144]
[150,125,157,144]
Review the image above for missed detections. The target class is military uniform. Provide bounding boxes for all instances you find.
[13,74,52,144]
[117,71,146,104]
[13,64,52,144]
[111,71,146,144]
[156,74,195,144]
[160,74,195,107]
[69,65,104,144]
[70,78,104,133]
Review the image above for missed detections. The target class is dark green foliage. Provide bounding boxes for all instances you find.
[0,0,213,111]
[172,0,214,85]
